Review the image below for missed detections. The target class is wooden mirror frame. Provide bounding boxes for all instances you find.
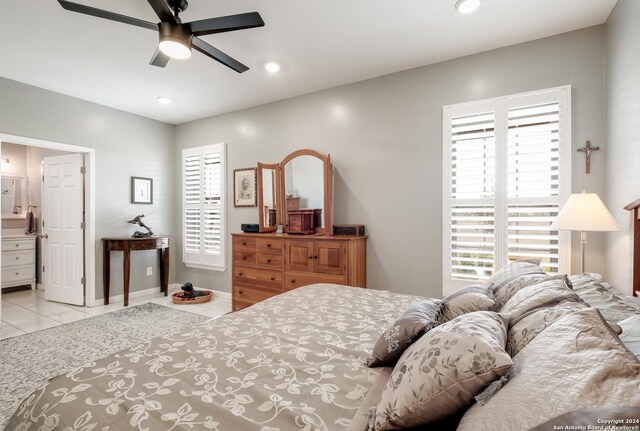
[257,162,281,233]
[279,149,333,235]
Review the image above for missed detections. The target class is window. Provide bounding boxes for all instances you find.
[182,143,226,270]
[443,87,571,294]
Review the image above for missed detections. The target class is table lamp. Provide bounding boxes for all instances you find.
[551,192,620,274]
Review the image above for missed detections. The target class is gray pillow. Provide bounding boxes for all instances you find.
[442,283,495,321]
[367,299,443,367]
[500,277,579,322]
[488,260,546,293]
[506,299,589,356]
[373,311,512,430]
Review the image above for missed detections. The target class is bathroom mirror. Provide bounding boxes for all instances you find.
[257,162,281,232]
[1,175,28,217]
[280,149,332,235]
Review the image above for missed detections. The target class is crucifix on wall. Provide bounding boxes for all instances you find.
[577,141,600,174]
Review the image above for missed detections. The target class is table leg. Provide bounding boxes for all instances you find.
[160,247,169,297]
[103,242,110,305]
[123,249,130,306]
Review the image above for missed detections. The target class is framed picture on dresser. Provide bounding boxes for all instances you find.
[233,167,257,207]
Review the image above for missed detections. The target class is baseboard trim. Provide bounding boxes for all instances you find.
[36,283,44,291]
[105,287,163,305]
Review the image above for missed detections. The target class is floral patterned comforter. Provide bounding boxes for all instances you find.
[5,285,421,431]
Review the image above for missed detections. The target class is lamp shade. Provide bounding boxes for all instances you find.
[551,193,620,232]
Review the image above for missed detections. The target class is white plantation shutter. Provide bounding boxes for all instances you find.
[507,100,563,273]
[183,144,226,270]
[443,87,570,294]
[449,110,496,282]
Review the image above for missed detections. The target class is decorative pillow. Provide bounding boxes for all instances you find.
[442,284,495,321]
[506,299,589,356]
[570,274,640,322]
[457,308,640,431]
[493,273,553,310]
[367,299,444,367]
[487,260,545,293]
[373,311,512,430]
[619,314,640,360]
[499,277,579,322]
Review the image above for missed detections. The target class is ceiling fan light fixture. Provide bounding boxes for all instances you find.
[158,22,192,60]
[455,0,481,14]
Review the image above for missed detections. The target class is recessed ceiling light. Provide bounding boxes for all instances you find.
[157,96,172,105]
[265,62,281,73]
[455,0,481,14]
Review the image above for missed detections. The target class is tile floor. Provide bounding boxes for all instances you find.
[0,288,231,340]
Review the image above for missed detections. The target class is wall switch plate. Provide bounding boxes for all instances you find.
[146,267,152,276]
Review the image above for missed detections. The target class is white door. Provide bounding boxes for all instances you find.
[43,154,85,305]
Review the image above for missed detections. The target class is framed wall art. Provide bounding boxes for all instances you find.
[131,176,153,204]
[233,167,257,207]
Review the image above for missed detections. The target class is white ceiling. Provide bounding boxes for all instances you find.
[0,0,616,125]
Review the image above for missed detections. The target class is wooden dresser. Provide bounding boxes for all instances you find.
[231,233,366,311]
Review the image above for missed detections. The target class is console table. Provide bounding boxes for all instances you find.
[102,236,170,306]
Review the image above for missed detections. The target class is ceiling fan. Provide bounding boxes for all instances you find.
[57,0,265,73]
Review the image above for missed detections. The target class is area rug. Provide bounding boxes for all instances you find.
[0,302,208,429]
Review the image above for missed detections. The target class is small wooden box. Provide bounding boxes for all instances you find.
[288,209,315,235]
[286,197,301,211]
[313,209,323,230]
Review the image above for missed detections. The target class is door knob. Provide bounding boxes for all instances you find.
[40,234,48,239]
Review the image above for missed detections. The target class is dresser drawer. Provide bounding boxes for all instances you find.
[256,238,283,254]
[2,239,35,251]
[2,264,35,283]
[233,236,257,251]
[233,284,280,310]
[234,251,257,266]
[256,253,283,270]
[284,272,346,291]
[3,250,35,267]
[234,266,282,290]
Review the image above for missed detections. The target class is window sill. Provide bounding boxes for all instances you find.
[183,262,226,272]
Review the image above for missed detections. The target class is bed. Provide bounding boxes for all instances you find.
[5,285,420,431]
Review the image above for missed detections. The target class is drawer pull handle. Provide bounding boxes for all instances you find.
[15,272,19,275]
[239,290,243,294]
[15,244,19,247]
[313,256,318,259]
[15,257,19,260]
[270,276,275,281]
[266,259,272,263]
[239,272,244,276]
[290,279,296,283]
[266,243,272,248]
[242,241,247,246]
[308,256,313,259]
[241,256,247,260]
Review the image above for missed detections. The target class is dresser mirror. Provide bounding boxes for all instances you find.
[1,175,28,217]
[280,149,332,235]
[257,162,281,232]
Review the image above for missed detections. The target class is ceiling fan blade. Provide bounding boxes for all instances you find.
[149,48,170,67]
[57,0,157,31]
[146,0,177,24]
[192,37,249,73]
[188,12,265,37]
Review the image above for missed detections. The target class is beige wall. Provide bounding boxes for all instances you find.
[605,0,640,294]
[0,77,176,300]
[175,26,607,299]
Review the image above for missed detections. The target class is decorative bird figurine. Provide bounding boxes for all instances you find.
[127,214,154,238]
